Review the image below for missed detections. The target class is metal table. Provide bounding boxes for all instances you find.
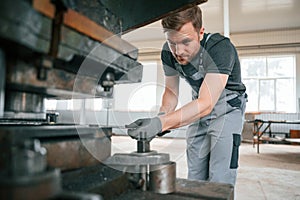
[247,119,300,153]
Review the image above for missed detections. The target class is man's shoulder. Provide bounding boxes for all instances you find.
[162,41,170,51]
[206,33,234,52]
[161,42,173,60]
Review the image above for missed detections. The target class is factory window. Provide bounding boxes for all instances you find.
[45,99,57,111]
[45,98,104,111]
[85,98,104,111]
[241,55,296,112]
[114,61,158,111]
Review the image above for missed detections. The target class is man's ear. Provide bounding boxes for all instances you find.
[199,27,205,40]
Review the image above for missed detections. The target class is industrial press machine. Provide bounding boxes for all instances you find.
[0,0,234,199]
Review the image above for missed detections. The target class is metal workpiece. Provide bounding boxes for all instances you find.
[104,139,176,195]
[149,162,176,194]
[104,152,170,167]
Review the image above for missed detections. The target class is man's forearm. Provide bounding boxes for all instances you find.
[160,97,212,131]
[159,89,178,114]
[159,73,228,131]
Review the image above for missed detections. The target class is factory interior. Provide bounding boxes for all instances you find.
[0,0,299,200]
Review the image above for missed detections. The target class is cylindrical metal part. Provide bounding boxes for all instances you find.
[137,140,150,153]
[5,91,45,113]
[149,161,176,194]
[4,91,45,119]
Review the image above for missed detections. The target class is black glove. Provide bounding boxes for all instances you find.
[157,130,171,137]
[126,117,162,141]
[156,112,170,137]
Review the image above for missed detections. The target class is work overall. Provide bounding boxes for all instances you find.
[174,35,247,186]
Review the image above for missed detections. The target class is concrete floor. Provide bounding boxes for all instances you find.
[111,136,300,200]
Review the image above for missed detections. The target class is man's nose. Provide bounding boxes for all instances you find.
[175,43,184,56]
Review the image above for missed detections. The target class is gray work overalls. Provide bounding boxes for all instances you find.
[174,34,247,186]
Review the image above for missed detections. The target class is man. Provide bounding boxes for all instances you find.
[126,6,247,186]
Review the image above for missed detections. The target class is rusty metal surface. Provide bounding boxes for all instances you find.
[175,179,234,200]
[5,60,97,98]
[0,125,112,171]
[101,0,208,33]
[33,0,121,34]
[4,48,141,99]
[0,168,61,200]
[114,178,233,200]
[43,137,111,171]
[0,0,142,93]
[0,0,51,54]
[33,0,138,59]
[61,164,131,199]
[50,165,233,200]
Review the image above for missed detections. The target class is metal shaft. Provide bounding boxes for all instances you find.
[137,140,150,153]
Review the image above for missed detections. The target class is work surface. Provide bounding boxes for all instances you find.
[247,119,300,153]
[112,136,300,200]
[115,179,233,200]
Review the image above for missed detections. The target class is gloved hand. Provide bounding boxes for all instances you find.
[126,117,162,141]
[156,112,170,137]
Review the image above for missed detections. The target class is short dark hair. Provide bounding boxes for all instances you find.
[161,6,202,32]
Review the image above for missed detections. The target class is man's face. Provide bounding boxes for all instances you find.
[165,22,204,65]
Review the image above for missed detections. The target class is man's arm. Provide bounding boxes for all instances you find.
[126,75,179,141]
[159,75,179,114]
[160,73,228,131]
